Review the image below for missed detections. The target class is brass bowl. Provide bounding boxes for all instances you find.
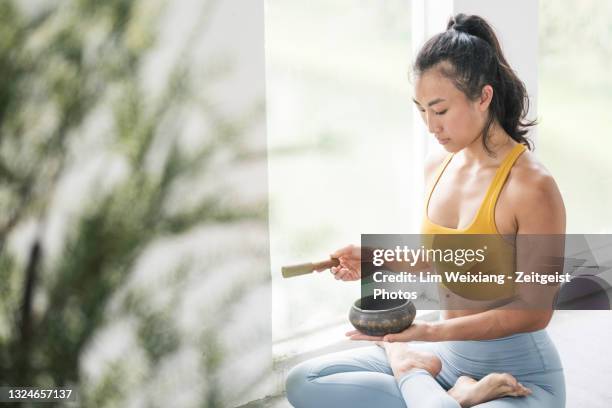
[349,296,416,336]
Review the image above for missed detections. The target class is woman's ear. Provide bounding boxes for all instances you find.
[478,85,494,112]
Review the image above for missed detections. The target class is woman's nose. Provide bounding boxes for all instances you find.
[427,114,442,134]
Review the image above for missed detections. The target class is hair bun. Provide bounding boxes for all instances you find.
[446,13,496,49]
[446,14,469,34]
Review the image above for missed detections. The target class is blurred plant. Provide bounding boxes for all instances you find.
[0,0,269,407]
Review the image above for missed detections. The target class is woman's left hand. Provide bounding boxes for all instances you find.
[345,320,433,342]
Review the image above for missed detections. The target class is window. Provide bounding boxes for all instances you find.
[539,0,612,233]
[266,0,415,356]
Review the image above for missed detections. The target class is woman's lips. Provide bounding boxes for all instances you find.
[437,138,450,145]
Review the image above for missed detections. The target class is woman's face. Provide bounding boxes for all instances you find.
[413,67,491,153]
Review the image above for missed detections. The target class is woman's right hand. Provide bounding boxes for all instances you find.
[328,244,361,281]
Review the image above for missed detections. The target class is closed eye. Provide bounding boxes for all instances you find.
[417,108,447,115]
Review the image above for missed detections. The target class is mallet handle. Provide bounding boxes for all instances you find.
[281,257,340,278]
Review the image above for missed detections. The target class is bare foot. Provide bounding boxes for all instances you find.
[447,373,532,407]
[378,341,442,380]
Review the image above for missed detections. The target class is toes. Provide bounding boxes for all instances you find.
[496,373,520,390]
[482,373,525,396]
[501,374,527,396]
[501,373,518,387]
[497,376,531,397]
[506,388,530,398]
[509,377,528,394]
[517,382,532,396]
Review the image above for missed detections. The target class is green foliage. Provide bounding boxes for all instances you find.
[0,0,268,406]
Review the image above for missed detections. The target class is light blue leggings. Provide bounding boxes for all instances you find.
[286,329,565,407]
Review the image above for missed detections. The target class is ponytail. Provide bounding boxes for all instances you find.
[415,13,534,153]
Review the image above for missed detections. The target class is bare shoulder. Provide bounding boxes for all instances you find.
[505,149,566,233]
[506,150,560,198]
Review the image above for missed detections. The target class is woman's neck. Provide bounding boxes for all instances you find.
[458,122,516,167]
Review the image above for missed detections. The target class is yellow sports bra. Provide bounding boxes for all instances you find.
[421,143,527,301]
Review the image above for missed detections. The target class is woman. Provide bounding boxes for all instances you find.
[285,14,566,408]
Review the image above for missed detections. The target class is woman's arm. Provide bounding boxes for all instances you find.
[425,308,551,342]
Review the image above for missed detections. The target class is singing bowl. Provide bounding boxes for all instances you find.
[349,296,416,336]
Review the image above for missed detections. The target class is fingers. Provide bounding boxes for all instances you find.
[349,333,384,341]
[346,270,360,280]
[334,266,351,280]
[382,332,415,342]
[331,266,359,281]
[330,266,345,279]
[329,245,362,281]
[382,333,403,342]
[342,270,360,281]
[345,330,384,341]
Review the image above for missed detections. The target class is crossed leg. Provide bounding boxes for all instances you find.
[379,342,531,407]
[286,343,532,408]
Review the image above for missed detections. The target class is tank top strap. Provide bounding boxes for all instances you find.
[480,143,527,220]
[425,153,454,213]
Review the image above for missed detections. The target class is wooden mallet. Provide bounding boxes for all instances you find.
[281,257,340,278]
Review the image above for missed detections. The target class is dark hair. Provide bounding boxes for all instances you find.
[414,13,534,153]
